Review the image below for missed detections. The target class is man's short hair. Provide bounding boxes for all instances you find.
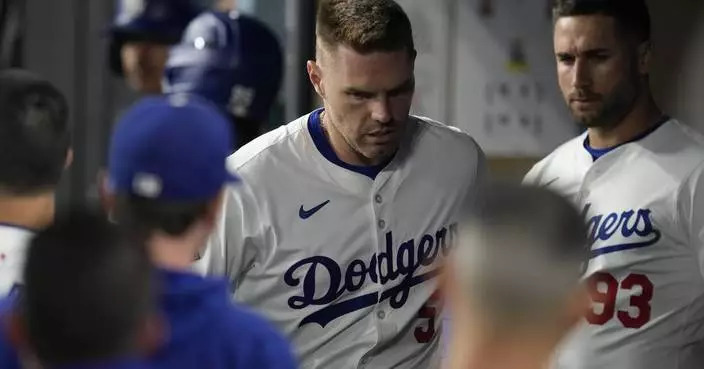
[114,195,211,237]
[315,0,416,56]
[553,0,651,43]
[0,69,71,195]
[453,184,588,331]
[21,207,155,365]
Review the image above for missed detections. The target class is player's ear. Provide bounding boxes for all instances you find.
[307,60,325,99]
[203,189,225,228]
[64,148,74,169]
[636,40,652,75]
[97,170,117,221]
[138,311,168,356]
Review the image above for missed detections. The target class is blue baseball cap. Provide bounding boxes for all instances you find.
[107,0,205,76]
[107,93,239,201]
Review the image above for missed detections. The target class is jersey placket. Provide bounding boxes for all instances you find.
[358,172,396,368]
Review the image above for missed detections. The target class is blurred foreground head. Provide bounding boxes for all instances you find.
[7,208,160,367]
[445,183,589,368]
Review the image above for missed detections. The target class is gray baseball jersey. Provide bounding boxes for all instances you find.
[195,109,486,369]
[523,119,704,369]
[0,225,32,296]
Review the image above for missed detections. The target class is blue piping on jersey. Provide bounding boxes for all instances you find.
[583,115,670,161]
[307,108,391,179]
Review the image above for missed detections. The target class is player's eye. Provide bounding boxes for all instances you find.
[557,54,575,65]
[389,83,414,97]
[592,53,610,62]
[347,91,372,101]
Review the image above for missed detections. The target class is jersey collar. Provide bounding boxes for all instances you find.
[307,108,393,179]
[583,115,671,161]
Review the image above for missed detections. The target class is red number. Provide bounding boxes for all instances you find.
[414,291,440,343]
[585,272,618,325]
[586,272,654,329]
[618,274,653,328]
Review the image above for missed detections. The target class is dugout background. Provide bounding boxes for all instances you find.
[3,0,704,210]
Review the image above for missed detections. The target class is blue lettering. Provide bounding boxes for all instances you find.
[284,223,456,327]
[634,209,655,237]
[345,259,367,292]
[581,204,660,259]
[418,235,434,266]
[620,210,636,237]
[597,213,619,240]
[397,239,415,276]
[378,232,398,284]
[284,256,344,309]
[587,214,603,244]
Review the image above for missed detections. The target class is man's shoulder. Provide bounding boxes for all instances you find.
[413,115,478,143]
[411,115,483,157]
[655,119,704,167]
[228,113,311,172]
[523,133,586,185]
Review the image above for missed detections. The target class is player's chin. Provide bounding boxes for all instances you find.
[572,112,606,128]
[128,73,160,92]
[364,143,398,161]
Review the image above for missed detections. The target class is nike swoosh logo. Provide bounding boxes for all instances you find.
[299,200,331,219]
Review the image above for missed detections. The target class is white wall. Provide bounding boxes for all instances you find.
[398,0,704,180]
[400,0,578,158]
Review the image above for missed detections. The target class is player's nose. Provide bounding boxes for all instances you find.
[571,59,592,89]
[370,98,392,124]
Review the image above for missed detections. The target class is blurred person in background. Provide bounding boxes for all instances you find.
[0,69,72,296]
[107,0,203,95]
[163,8,284,149]
[524,0,704,368]
[101,94,297,369]
[443,184,589,369]
[0,208,160,369]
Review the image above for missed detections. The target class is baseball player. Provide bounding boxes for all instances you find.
[195,0,487,368]
[443,184,589,369]
[0,209,159,369]
[101,94,298,369]
[0,69,72,296]
[107,0,203,94]
[163,9,284,148]
[523,1,704,368]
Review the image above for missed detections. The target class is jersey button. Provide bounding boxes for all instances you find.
[375,194,383,203]
[378,219,386,229]
[377,310,386,319]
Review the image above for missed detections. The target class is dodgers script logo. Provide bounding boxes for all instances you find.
[583,203,661,259]
[284,224,457,327]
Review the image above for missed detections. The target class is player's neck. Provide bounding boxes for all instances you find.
[587,92,663,149]
[0,193,55,231]
[147,224,210,271]
[320,111,392,167]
